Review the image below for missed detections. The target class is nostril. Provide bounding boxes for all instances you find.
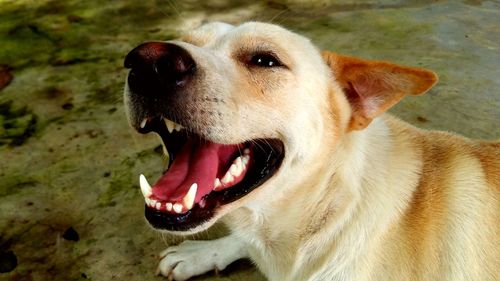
[155,54,196,79]
[124,50,134,69]
[124,54,134,69]
[154,56,172,75]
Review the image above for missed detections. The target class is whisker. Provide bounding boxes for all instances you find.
[250,139,267,153]
[262,138,276,154]
[163,0,182,18]
[268,8,289,24]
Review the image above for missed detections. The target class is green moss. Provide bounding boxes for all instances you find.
[98,181,122,207]
[0,27,55,68]
[0,0,181,69]
[306,17,353,33]
[0,174,38,197]
[0,101,38,146]
[86,84,122,105]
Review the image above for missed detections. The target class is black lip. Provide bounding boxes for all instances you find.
[144,138,285,232]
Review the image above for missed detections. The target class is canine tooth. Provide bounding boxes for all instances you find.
[174,123,183,131]
[139,174,153,198]
[221,172,233,184]
[145,198,151,206]
[166,202,173,212]
[164,119,175,133]
[183,183,197,210]
[173,203,183,213]
[155,202,161,210]
[140,118,148,129]
[243,148,250,155]
[214,178,222,190]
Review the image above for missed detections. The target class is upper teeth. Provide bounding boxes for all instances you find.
[140,118,148,129]
[242,154,250,165]
[217,152,251,189]
[229,163,239,175]
[164,118,183,133]
[214,178,222,190]
[221,172,234,185]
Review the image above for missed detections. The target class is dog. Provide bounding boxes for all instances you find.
[123,22,499,281]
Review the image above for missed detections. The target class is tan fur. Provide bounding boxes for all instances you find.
[135,22,499,280]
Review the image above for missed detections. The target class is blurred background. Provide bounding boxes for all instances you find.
[0,0,498,280]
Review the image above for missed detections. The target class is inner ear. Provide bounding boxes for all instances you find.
[322,51,438,131]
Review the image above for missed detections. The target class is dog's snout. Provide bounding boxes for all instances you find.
[124,42,196,96]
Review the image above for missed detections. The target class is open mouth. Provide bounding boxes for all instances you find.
[137,117,285,231]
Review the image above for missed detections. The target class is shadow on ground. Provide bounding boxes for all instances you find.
[0,0,498,280]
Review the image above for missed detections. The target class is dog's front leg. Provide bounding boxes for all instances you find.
[156,234,248,280]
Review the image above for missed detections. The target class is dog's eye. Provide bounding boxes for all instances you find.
[249,53,283,68]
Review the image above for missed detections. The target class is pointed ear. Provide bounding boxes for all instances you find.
[322,51,438,131]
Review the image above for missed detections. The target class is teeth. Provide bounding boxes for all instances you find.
[218,153,252,188]
[173,203,183,213]
[213,178,222,190]
[150,199,157,207]
[235,157,243,171]
[164,119,175,133]
[221,172,233,184]
[242,155,250,166]
[145,198,157,208]
[139,174,153,198]
[164,118,184,133]
[182,183,197,210]
[141,182,197,213]
[229,163,241,177]
[244,148,250,155]
[229,156,244,177]
[140,118,148,129]
[229,163,237,175]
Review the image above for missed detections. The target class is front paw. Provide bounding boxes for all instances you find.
[156,239,241,280]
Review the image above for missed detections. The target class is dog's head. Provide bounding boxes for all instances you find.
[124,22,437,233]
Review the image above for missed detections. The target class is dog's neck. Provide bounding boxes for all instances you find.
[226,115,422,280]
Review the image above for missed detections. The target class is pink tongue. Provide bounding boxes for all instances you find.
[152,139,239,202]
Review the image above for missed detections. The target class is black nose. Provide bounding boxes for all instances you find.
[124,42,196,96]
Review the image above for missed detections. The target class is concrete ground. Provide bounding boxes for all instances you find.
[0,0,498,280]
